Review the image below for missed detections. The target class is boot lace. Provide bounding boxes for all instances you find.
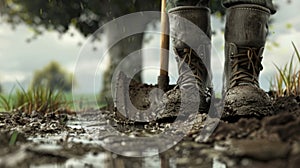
[230,47,263,88]
[174,48,212,99]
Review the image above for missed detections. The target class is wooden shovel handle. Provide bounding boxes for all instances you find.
[160,0,169,77]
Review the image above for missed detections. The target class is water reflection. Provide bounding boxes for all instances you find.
[30,150,226,168]
[64,152,166,168]
[28,111,227,168]
[30,142,226,168]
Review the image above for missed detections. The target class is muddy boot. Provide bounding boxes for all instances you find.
[156,6,212,121]
[223,4,273,120]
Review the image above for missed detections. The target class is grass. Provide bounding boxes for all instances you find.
[0,84,71,114]
[9,131,19,146]
[270,42,300,97]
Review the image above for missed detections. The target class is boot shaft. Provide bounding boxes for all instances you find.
[223,4,271,93]
[169,6,212,89]
[225,4,270,47]
[168,6,213,112]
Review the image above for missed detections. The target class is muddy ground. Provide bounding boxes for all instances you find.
[0,95,300,168]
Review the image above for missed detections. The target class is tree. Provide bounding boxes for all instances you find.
[31,61,73,92]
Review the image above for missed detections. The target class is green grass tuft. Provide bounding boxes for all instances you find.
[0,84,71,114]
[270,42,300,97]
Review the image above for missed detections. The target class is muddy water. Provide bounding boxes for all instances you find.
[25,111,227,168]
[32,153,227,168]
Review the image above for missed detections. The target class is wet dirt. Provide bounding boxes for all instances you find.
[0,94,300,168]
[114,72,178,122]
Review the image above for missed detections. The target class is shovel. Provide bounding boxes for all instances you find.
[158,0,170,92]
[114,0,172,122]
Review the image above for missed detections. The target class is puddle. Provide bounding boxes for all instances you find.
[64,153,163,168]
[31,153,108,168]
[65,153,108,168]
[24,112,228,168]
[29,151,172,168]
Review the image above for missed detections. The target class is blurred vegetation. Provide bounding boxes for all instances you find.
[0,0,161,38]
[270,42,300,97]
[0,85,70,114]
[31,61,73,92]
[0,0,224,38]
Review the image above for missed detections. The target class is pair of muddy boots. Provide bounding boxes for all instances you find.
[165,4,273,119]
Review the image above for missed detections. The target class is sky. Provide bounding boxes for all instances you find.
[0,0,300,95]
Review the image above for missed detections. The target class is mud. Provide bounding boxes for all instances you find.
[114,72,177,122]
[0,95,300,168]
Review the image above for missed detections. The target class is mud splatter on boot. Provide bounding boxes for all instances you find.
[156,6,213,121]
[222,4,273,120]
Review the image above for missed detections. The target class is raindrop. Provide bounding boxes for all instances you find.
[121,141,126,146]
[80,2,84,10]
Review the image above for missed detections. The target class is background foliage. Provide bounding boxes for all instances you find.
[31,61,73,92]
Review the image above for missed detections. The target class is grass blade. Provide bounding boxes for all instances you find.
[274,64,288,89]
[0,94,11,111]
[292,42,300,63]
[9,131,19,146]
